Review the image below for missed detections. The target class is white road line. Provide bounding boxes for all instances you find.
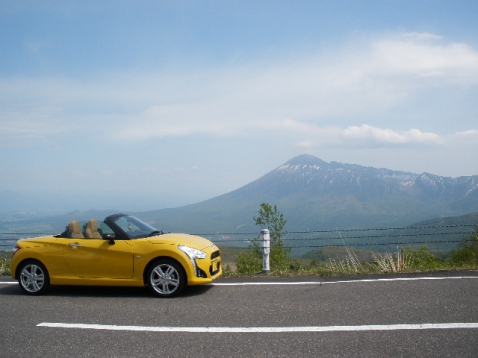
[212,276,478,286]
[1,276,478,286]
[37,322,478,333]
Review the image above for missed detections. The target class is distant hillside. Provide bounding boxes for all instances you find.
[290,211,478,256]
[136,154,478,234]
[299,212,478,261]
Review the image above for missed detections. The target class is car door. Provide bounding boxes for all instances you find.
[57,238,134,279]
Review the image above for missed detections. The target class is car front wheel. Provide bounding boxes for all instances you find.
[147,259,185,297]
[18,260,50,295]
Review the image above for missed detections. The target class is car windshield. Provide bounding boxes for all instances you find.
[110,215,160,239]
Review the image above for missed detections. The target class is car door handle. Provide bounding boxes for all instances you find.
[68,243,82,248]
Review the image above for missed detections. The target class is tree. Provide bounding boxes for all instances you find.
[237,203,291,273]
[254,203,287,239]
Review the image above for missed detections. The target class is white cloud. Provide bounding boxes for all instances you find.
[280,123,444,149]
[0,117,68,146]
[0,32,477,146]
[453,129,478,143]
[371,33,478,82]
[98,32,478,142]
[401,32,443,41]
[296,140,317,149]
[341,124,443,145]
[456,129,478,136]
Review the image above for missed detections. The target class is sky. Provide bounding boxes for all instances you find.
[1,0,478,212]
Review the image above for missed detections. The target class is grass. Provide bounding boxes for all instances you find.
[219,244,478,277]
[0,251,12,276]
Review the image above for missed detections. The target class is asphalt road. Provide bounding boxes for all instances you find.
[1,272,477,357]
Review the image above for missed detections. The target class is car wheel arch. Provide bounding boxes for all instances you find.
[14,257,47,279]
[143,256,188,286]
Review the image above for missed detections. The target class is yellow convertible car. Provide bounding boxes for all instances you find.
[11,213,222,297]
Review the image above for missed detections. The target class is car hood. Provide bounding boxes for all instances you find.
[146,233,217,251]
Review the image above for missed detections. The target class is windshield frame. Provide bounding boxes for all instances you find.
[104,213,160,240]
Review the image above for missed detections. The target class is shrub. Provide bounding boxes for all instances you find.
[450,225,478,266]
[404,245,440,270]
[236,244,263,274]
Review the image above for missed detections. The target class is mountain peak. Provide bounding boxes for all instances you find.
[283,154,328,167]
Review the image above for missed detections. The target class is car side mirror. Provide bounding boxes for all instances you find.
[103,234,116,245]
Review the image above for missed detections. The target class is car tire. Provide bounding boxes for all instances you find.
[18,260,50,295]
[147,259,185,298]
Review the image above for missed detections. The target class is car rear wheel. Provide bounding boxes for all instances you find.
[18,260,50,295]
[147,259,185,297]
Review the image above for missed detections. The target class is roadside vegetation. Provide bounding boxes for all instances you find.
[0,251,11,276]
[221,203,478,277]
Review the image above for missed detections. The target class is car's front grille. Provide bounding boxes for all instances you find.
[209,262,221,276]
[209,250,221,276]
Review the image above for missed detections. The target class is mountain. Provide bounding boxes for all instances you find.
[136,154,478,234]
[296,211,478,256]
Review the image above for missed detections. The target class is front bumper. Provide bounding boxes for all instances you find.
[187,248,222,285]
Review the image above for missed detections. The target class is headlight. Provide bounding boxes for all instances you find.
[178,245,206,259]
[178,245,207,278]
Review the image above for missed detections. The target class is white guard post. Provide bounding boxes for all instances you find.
[260,229,270,275]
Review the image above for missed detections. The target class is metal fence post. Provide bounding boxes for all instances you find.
[260,229,270,274]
